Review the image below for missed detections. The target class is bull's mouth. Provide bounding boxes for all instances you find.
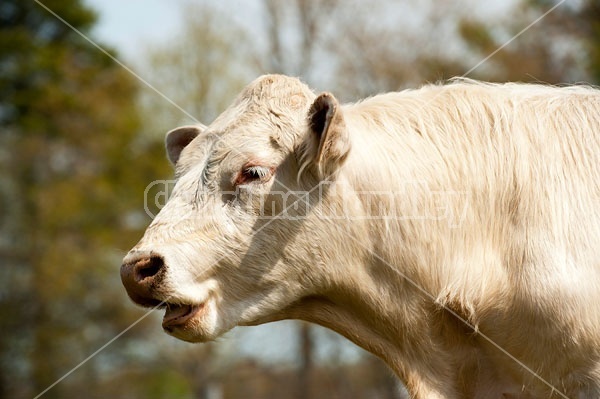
[162,302,206,332]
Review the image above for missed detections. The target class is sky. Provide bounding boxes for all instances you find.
[84,0,264,60]
[83,0,514,54]
[84,0,183,58]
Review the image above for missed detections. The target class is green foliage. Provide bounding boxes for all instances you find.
[0,0,171,397]
[0,0,98,127]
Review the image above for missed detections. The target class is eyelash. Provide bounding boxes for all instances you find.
[236,165,274,185]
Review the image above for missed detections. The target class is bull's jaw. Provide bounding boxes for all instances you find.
[160,280,302,342]
[161,296,220,342]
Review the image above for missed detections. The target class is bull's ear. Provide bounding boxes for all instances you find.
[305,93,351,178]
[165,125,203,165]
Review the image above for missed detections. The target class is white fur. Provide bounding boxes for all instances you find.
[127,75,600,398]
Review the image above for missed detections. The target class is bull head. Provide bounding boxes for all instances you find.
[121,75,353,342]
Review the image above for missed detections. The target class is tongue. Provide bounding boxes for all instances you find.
[163,304,195,328]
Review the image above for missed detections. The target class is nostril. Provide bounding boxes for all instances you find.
[120,252,165,307]
[134,255,164,282]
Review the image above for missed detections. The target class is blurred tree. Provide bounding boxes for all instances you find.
[526,0,600,84]
[570,0,600,83]
[458,0,598,84]
[261,0,340,81]
[137,2,256,133]
[0,0,171,397]
[256,0,484,97]
[326,1,470,98]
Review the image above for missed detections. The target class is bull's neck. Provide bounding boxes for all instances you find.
[284,261,448,396]
[285,120,463,393]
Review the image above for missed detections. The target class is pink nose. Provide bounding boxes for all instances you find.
[120,252,165,307]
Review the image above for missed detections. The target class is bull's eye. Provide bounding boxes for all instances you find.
[236,164,274,186]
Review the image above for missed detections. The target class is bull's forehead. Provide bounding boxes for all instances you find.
[178,75,316,173]
[237,74,316,109]
[218,75,315,136]
[221,75,315,134]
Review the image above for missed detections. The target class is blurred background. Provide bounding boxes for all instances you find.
[1,0,599,398]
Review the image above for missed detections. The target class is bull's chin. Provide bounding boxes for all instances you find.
[161,298,221,343]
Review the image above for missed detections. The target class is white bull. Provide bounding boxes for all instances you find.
[121,75,600,398]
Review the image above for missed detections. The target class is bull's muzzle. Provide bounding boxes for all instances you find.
[120,252,165,307]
